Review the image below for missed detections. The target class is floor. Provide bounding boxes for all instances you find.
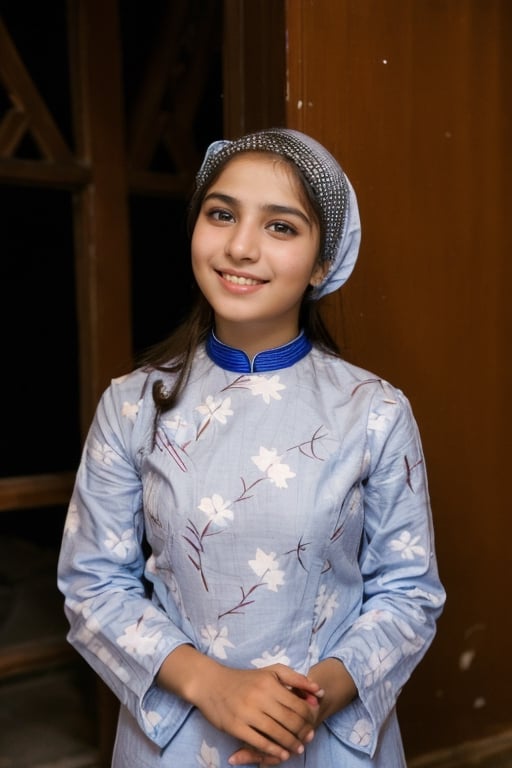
[0,664,100,768]
[0,533,100,768]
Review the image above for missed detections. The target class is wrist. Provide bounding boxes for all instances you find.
[308,658,357,718]
[157,644,219,706]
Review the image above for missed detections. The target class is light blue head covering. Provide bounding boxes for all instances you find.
[195,128,361,299]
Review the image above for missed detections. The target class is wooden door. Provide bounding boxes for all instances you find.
[0,1,222,764]
[284,0,512,761]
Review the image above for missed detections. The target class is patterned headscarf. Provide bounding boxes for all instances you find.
[195,128,361,299]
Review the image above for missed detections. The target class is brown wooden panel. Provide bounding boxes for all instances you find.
[0,156,89,186]
[0,18,73,161]
[285,0,512,759]
[223,0,285,138]
[68,0,133,433]
[0,106,28,157]
[0,473,75,512]
[0,639,76,679]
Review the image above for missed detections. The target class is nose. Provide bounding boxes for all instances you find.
[225,221,260,262]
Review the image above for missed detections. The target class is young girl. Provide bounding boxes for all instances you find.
[58,128,445,767]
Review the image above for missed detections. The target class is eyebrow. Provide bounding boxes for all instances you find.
[202,192,313,228]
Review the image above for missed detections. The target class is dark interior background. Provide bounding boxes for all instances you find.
[1,2,511,767]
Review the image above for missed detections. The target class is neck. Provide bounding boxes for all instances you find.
[213,320,300,358]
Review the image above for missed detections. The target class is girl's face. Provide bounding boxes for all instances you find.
[191,153,326,355]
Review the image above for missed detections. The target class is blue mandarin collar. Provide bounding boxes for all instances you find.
[206,330,312,373]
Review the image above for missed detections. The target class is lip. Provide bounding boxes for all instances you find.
[216,269,268,289]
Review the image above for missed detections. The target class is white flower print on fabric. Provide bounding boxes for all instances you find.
[105,527,136,559]
[268,462,296,488]
[141,709,162,735]
[196,395,233,439]
[200,625,235,660]
[402,634,426,657]
[65,599,132,682]
[248,548,285,591]
[394,614,419,641]
[406,586,445,607]
[389,530,426,560]
[196,396,233,424]
[90,437,116,465]
[121,399,140,422]
[313,585,339,631]
[251,447,296,489]
[353,609,394,632]
[247,374,286,403]
[162,412,190,444]
[367,410,390,432]
[349,718,373,747]
[79,609,100,638]
[163,413,188,430]
[64,503,80,535]
[363,646,400,688]
[116,607,164,657]
[197,740,220,768]
[96,644,131,683]
[198,494,234,527]
[251,646,290,667]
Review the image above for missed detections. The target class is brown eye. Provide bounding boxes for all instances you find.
[268,221,297,236]
[208,209,234,223]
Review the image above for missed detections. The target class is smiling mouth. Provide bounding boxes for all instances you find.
[220,272,266,286]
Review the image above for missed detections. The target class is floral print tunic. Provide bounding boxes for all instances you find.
[57,333,445,767]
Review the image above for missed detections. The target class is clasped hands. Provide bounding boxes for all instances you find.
[194,662,324,766]
[158,646,356,766]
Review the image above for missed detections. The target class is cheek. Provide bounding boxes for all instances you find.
[281,245,321,284]
[190,224,201,253]
[191,222,225,264]
[190,227,208,270]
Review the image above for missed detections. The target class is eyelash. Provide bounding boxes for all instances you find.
[269,221,297,236]
[207,208,233,223]
[205,208,298,236]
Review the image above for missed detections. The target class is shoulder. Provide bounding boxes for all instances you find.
[309,348,402,399]
[102,366,158,410]
[98,349,208,424]
[307,349,418,438]
[94,365,169,435]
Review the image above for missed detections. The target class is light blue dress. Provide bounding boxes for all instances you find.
[57,332,446,767]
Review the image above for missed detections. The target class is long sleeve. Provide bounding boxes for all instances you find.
[323,387,445,755]
[57,370,194,748]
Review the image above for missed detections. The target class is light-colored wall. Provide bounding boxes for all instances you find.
[285,0,511,760]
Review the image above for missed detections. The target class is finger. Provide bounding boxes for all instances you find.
[272,686,318,728]
[250,716,308,757]
[228,746,282,766]
[234,723,292,763]
[273,664,323,695]
[292,688,322,707]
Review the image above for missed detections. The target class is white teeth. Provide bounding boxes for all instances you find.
[222,273,261,286]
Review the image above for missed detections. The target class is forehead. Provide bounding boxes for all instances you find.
[209,152,308,202]
[215,151,294,178]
